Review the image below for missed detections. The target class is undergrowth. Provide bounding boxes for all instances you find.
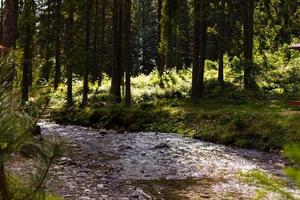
[50,98,300,151]
[49,49,300,151]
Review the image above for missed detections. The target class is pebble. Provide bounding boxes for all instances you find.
[79,196,91,200]
[84,189,92,193]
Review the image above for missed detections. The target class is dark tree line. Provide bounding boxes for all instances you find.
[0,0,299,104]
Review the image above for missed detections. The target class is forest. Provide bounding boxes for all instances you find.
[0,0,300,199]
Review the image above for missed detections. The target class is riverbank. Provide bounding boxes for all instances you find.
[50,99,300,151]
[16,122,297,199]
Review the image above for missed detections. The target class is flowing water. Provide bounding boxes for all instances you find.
[33,122,296,199]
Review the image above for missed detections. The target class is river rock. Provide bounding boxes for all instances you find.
[99,130,108,135]
[84,189,92,193]
[79,196,91,200]
[118,145,133,151]
[152,142,170,149]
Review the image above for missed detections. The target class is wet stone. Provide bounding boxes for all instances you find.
[99,130,108,135]
[152,142,170,149]
[118,145,133,151]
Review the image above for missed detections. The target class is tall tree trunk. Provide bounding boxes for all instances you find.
[111,0,122,103]
[92,0,99,83]
[66,4,74,108]
[163,0,175,69]
[118,0,124,96]
[123,0,131,105]
[191,0,200,101]
[3,0,17,48]
[21,0,32,103]
[54,0,62,90]
[99,0,106,86]
[218,0,225,85]
[45,40,50,82]
[82,0,91,105]
[28,3,34,88]
[199,20,207,98]
[175,0,180,71]
[165,26,172,69]
[3,0,18,88]
[157,0,163,75]
[43,0,51,82]
[243,0,255,90]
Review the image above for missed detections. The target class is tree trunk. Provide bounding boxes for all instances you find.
[44,0,51,82]
[218,0,225,85]
[3,0,17,48]
[99,0,106,86]
[3,0,18,88]
[199,20,207,98]
[92,0,99,83]
[44,41,50,82]
[118,0,123,96]
[54,0,62,90]
[191,0,200,101]
[175,0,180,71]
[123,0,131,105]
[82,0,91,106]
[157,0,163,75]
[243,0,255,90]
[21,0,32,103]
[111,0,122,103]
[66,4,74,108]
[40,0,51,83]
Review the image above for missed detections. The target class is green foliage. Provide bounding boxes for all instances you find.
[0,63,62,199]
[49,43,300,150]
[255,42,300,97]
[0,97,62,199]
[0,93,31,157]
[239,170,296,200]
[284,144,300,188]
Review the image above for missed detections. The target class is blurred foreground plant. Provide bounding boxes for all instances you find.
[0,61,62,199]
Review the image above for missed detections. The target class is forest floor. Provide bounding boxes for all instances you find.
[7,122,299,199]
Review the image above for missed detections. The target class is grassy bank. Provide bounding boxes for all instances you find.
[50,98,300,151]
[47,67,300,152]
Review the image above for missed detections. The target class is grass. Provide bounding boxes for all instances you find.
[239,170,297,200]
[48,61,300,151]
[50,96,300,151]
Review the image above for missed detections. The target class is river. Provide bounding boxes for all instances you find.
[29,122,297,199]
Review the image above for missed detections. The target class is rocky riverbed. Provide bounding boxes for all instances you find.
[7,122,299,199]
